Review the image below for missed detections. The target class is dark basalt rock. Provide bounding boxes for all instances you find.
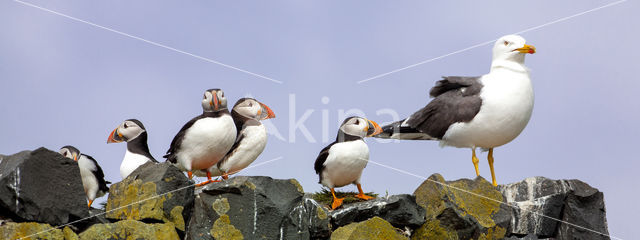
[105,162,194,233]
[0,148,89,226]
[303,196,332,239]
[186,176,310,240]
[499,177,610,240]
[330,194,425,230]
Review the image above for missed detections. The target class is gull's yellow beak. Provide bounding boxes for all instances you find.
[515,44,536,54]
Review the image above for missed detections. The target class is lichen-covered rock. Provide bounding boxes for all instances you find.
[331,194,425,230]
[330,216,408,240]
[187,176,311,240]
[105,162,193,232]
[303,196,332,239]
[0,148,89,226]
[500,177,610,240]
[78,219,179,240]
[0,222,78,240]
[413,174,510,239]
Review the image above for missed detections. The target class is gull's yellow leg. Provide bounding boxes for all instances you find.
[472,148,480,177]
[488,148,497,186]
[330,188,345,210]
[355,184,375,200]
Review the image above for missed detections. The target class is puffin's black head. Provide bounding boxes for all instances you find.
[59,145,80,161]
[202,88,228,112]
[232,98,276,121]
[107,119,147,143]
[337,116,383,140]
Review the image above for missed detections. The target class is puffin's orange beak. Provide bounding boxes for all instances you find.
[73,153,78,162]
[259,102,276,120]
[365,119,383,137]
[515,44,536,54]
[107,128,123,143]
[212,92,220,111]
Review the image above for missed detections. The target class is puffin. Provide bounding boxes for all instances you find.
[107,119,158,179]
[374,35,536,186]
[314,116,383,209]
[59,145,111,208]
[195,98,276,179]
[164,88,237,186]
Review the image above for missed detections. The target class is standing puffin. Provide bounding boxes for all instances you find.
[107,119,158,179]
[164,88,237,186]
[59,146,111,208]
[196,98,275,179]
[314,117,383,209]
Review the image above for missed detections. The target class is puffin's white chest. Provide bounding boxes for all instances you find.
[443,70,534,148]
[77,155,100,200]
[178,115,236,170]
[321,140,369,188]
[215,124,267,175]
[120,150,151,179]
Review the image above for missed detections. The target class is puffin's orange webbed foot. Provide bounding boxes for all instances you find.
[331,197,344,210]
[355,193,375,201]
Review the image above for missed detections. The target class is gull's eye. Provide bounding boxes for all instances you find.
[503,41,509,46]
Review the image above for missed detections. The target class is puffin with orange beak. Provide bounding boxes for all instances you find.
[107,119,157,179]
[59,146,111,208]
[194,98,276,180]
[164,88,237,186]
[314,116,383,209]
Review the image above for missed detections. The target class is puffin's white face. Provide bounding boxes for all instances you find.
[233,98,276,120]
[492,35,535,63]
[202,89,228,112]
[339,117,383,138]
[108,120,145,143]
[59,146,79,161]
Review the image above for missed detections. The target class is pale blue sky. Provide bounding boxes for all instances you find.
[1,1,638,238]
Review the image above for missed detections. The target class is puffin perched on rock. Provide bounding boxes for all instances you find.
[59,145,111,207]
[164,88,237,186]
[374,35,536,186]
[314,116,383,209]
[107,119,158,179]
[195,98,275,179]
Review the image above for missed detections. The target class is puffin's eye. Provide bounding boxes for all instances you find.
[124,123,128,129]
[248,102,253,107]
[503,41,509,46]
[354,119,360,125]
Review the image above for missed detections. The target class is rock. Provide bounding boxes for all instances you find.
[303,196,332,239]
[499,177,610,240]
[78,219,179,239]
[187,176,311,240]
[0,222,78,240]
[0,148,89,226]
[330,194,425,230]
[412,174,510,240]
[105,162,194,233]
[330,216,408,240]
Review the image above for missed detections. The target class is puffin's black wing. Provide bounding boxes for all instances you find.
[216,132,245,169]
[84,154,111,192]
[164,114,205,163]
[406,76,483,139]
[314,142,336,183]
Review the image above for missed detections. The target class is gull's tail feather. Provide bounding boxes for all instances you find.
[374,118,436,140]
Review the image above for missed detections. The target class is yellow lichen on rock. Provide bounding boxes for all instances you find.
[478,226,507,240]
[244,181,257,190]
[212,198,231,215]
[169,206,185,231]
[211,215,244,240]
[63,226,79,240]
[330,217,407,240]
[446,179,503,228]
[78,220,179,240]
[0,222,67,240]
[106,180,164,220]
[290,179,304,193]
[411,220,458,240]
[316,206,328,220]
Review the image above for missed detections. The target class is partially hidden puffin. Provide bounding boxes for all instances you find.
[59,145,111,208]
[164,88,237,186]
[314,116,383,209]
[195,98,275,179]
[107,119,158,179]
[374,35,536,186]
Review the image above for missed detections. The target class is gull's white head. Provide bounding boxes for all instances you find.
[491,35,535,67]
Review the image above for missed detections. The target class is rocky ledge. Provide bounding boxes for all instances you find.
[0,148,610,239]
